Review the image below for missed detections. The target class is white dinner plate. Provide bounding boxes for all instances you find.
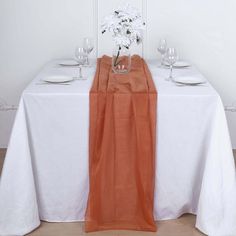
[174,61,191,68]
[164,60,191,68]
[42,75,74,83]
[173,76,206,85]
[58,60,79,66]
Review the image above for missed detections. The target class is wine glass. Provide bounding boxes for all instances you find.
[165,48,178,81]
[75,47,86,80]
[83,37,94,66]
[157,39,167,66]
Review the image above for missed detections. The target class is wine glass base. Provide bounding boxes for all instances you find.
[157,61,164,68]
[83,64,93,68]
[74,77,87,80]
[158,63,170,69]
[165,77,174,82]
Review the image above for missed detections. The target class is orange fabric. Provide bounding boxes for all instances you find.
[85,55,157,232]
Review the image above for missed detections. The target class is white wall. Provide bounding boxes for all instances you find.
[0,0,236,148]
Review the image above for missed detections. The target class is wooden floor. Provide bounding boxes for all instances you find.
[1,149,236,236]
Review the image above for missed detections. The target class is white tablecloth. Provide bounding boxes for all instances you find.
[0,60,236,236]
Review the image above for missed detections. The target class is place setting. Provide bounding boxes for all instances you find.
[36,38,95,86]
[58,37,94,68]
[157,39,191,69]
[157,40,207,87]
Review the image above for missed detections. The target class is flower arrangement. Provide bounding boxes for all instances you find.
[101,3,145,73]
[101,3,145,49]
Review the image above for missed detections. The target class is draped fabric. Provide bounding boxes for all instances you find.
[85,55,157,232]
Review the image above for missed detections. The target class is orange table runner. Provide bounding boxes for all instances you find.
[85,55,157,232]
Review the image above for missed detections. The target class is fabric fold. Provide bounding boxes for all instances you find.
[85,55,157,232]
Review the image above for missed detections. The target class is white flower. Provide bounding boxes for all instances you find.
[114,35,131,48]
[101,3,145,48]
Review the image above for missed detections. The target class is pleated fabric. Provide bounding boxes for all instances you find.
[85,55,157,232]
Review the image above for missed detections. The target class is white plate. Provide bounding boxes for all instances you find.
[42,75,74,83]
[164,60,191,68]
[174,61,191,68]
[174,76,206,85]
[58,60,78,66]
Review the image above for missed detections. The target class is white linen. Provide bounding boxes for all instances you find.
[0,60,236,236]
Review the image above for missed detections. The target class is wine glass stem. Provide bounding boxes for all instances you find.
[169,65,173,79]
[79,66,83,79]
[161,54,165,65]
[85,56,89,65]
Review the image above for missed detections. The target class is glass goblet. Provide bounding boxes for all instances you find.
[158,39,167,66]
[83,37,94,66]
[165,48,178,81]
[75,47,86,80]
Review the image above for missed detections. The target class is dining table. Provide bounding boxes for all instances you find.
[0,59,236,236]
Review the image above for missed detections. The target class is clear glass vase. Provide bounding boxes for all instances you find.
[112,46,131,74]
